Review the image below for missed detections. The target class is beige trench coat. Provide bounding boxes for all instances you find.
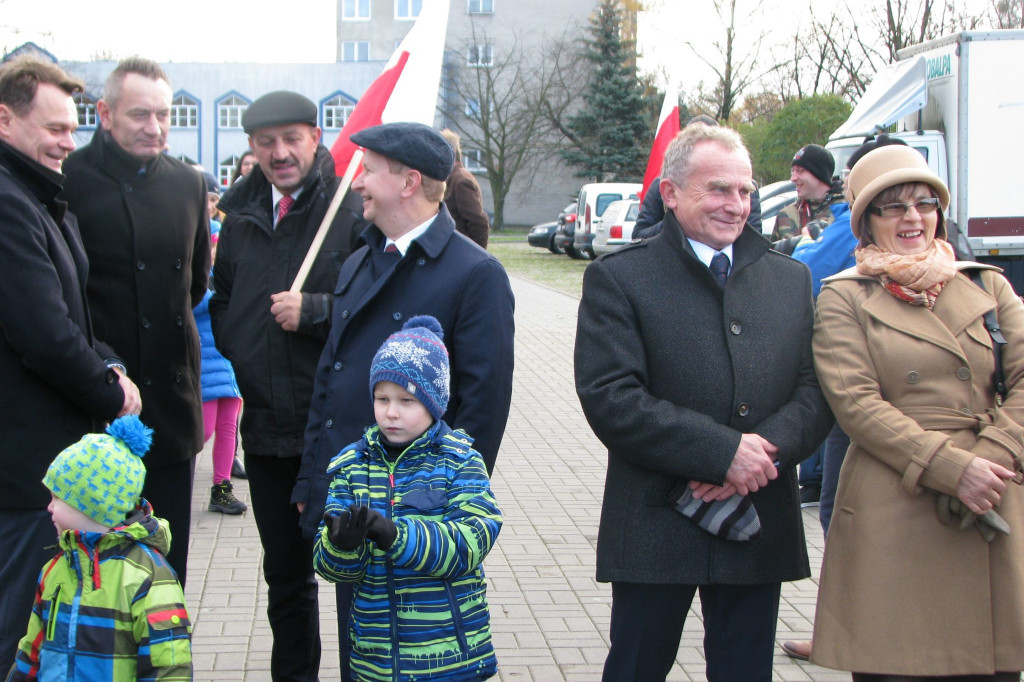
[810,264,1024,676]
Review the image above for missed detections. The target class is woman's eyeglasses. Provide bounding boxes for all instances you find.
[867,198,941,218]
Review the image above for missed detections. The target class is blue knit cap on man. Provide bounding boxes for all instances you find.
[368,315,450,420]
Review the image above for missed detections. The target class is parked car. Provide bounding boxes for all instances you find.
[758,190,799,238]
[571,182,642,260]
[757,179,795,202]
[529,203,576,254]
[553,204,580,256]
[592,199,640,256]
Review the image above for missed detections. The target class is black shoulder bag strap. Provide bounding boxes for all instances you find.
[968,269,1008,405]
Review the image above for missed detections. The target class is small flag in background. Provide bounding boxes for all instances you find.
[640,84,680,203]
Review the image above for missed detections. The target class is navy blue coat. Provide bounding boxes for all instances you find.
[0,141,124,510]
[293,205,515,538]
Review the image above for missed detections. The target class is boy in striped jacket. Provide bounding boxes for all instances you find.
[313,316,501,681]
[6,416,192,682]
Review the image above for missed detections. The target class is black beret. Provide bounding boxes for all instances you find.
[242,91,317,134]
[350,122,455,181]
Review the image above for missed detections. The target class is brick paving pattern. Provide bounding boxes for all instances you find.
[184,274,846,681]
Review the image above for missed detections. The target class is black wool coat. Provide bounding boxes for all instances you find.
[210,145,366,458]
[0,141,125,510]
[62,129,210,467]
[574,211,833,585]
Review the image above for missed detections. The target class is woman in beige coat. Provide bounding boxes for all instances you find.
[811,145,1024,681]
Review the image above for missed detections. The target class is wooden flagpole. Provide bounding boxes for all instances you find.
[290,148,364,292]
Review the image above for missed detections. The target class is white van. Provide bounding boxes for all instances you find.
[571,182,642,259]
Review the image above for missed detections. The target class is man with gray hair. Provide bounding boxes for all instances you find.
[575,124,832,680]
[62,56,210,586]
[0,55,142,668]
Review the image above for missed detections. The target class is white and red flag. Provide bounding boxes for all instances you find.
[293,0,449,290]
[640,84,680,202]
[329,0,451,176]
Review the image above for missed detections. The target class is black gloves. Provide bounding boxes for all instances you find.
[324,504,398,551]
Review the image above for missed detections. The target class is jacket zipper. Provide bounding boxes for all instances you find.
[386,460,399,682]
[45,584,61,641]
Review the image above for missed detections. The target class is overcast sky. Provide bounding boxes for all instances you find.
[1,0,995,93]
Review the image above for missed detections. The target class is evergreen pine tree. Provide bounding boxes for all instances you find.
[560,0,652,181]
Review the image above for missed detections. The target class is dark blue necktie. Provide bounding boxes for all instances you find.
[710,252,730,288]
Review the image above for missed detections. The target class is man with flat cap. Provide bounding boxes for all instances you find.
[293,121,515,680]
[210,90,366,682]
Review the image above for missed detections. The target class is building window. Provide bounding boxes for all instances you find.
[468,0,494,13]
[342,0,370,20]
[395,0,421,19]
[464,149,484,170]
[74,93,97,128]
[467,44,493,67]
[341,41,370,62]
[323,94,356,129]
[218,95,248,129]
[464,97,492,117]
[220,155,239,187]
[170,94,198,128]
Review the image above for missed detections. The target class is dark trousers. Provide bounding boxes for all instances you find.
[819,422,851,535]
[141,455,196,586]
[852,674,1021,681]
[247,454,321,682]
[0,509,57,670]
[603,581,781,682]
[799,446,824,488]
[337,582,354,682]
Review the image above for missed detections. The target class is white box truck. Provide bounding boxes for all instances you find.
[826,30,1024,291]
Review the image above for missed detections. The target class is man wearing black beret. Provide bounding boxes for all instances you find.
[293,121,515,681]
[209,89,367,681]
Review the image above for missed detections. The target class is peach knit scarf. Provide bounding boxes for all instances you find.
[855,239,957,308]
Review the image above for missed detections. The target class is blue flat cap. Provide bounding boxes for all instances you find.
[350,122,455,181]
[242,91,317,134]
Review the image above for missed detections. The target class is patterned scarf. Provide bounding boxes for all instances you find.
[855,239,957,308]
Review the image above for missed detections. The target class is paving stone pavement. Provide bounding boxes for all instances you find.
[184,273,847,681]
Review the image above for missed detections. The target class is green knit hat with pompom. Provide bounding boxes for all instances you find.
[43,415,153,528]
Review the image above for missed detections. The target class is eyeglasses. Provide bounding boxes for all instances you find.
[867,198,940,218]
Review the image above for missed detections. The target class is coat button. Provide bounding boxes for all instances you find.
[123,183,133,193]
[957,367,971,381]
[393,312,402,321]
[730,321,742,335]
[960,407,972,415]
[906,371,920,383]
[136,260,145,271]
[141,317,150,328]
[417,258,426,266]
[175,370,183,383]
[333,362,343,371]
[175,315,183,327]
[341,310,350,319]
[325,419,334,428]
[175,258,182,270]
[143,377,152,386]
[737,403,750,417]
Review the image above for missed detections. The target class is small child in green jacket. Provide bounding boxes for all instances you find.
[6,416,192,682]
[313,315,502,681]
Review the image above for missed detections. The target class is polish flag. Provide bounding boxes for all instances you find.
[640,84,680,202]
[330,0,450,176]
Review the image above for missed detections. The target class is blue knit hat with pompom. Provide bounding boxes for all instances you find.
[43,415,153,528]
[369,315,450,420]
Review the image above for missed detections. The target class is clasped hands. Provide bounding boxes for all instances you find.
[689,433,779,502]
[936,457,1018,542]
[323,504,398,551]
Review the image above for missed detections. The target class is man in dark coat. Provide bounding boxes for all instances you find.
[574,124,832,681]
[293,122,514,681]
[61,57,210,585]
[0,57,140,668]
[210,90,366,682]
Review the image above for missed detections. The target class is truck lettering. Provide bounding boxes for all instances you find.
[927,54,952,80]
